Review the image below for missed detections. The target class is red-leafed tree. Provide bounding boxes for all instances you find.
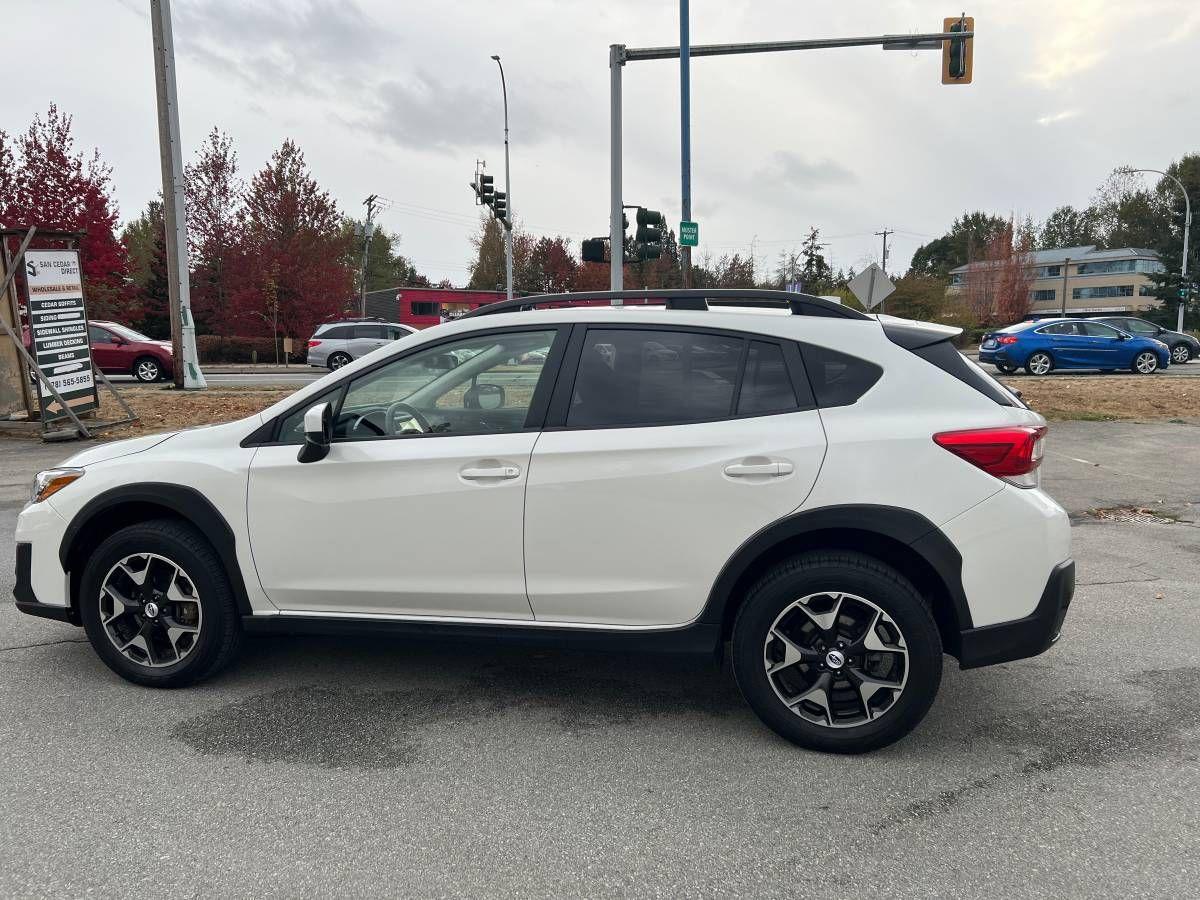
[185,128,244,334]
[1,105,133,319]
[238,140,353,340]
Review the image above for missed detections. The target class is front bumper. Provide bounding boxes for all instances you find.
[13,542,79,624]
[957,559,1074,668]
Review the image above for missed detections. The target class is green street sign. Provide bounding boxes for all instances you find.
[679,220,699,247]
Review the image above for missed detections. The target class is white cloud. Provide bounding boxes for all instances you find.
[1036,110,1080,126]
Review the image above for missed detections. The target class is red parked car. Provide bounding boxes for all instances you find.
[88,321,174,382]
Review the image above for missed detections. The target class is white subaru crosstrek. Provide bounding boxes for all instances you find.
[14,290,1073,753]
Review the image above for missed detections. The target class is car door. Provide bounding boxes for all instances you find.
[1040,322,1091,366]
[88,325,123,372]
[523,326,827,627]
[350,324,389,358]
[1079,321,1125,367]
[246,326,565,618]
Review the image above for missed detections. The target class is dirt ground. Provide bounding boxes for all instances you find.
[5,374,1198,443]
[997,375,1200,421]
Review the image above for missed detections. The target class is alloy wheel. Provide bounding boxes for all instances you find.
[136,360,159,381]
[98,553,203,668]
[1172,345,1190,364]
[1135,352,1158,374]
[1029,353,1052,375]
[764,591,908,728]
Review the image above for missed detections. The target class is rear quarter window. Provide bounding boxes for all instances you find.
[798,344,882,408]
[911,341,1020,407]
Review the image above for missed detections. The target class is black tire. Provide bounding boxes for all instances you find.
[79,519,242,688]
[1131,350,1159,375]
[1170,343,1192,365]
[327,352,352,370]
[995,362,1017,375]
[732,551,942,754]
[132,356,162,382]
[1025,351,1054,376]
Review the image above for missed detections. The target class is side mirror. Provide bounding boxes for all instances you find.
[463,383,505,410]
[110,335,125,344]
[1117,333,1129,340]
[297,402,333,463]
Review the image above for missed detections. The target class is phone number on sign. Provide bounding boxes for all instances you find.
[51,373,94,391]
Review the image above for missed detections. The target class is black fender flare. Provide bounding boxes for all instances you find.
[59,483,254,616]
[698,503,973,637]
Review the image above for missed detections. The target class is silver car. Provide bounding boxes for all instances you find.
[306,320,417,369]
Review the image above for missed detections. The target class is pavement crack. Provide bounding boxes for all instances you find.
[0,638,89,653]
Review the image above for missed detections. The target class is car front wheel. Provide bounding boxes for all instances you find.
[1132,351,1159,375]
[731,551,942,754]
[1171,344,1191,364]
[79,519,243,688]
[1025,351,1053,376]
[133,356,162,382]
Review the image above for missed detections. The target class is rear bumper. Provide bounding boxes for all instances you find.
[958,559,1074,669]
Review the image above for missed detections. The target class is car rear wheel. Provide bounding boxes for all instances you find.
[1026,352,1053,376]
[1133,351,1159,375]
[731,551,942,754]
[995,362,1017,375]
[1171,344,1191,364]
[133,356,161,382]
[328,352,352,370]
[79,519,242,688]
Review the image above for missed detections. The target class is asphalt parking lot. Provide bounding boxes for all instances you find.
[1,421,1198,897]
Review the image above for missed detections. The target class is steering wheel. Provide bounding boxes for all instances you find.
[347,412,385,437]
[383,400,432,435]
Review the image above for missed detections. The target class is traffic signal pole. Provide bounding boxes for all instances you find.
[1124,168,1191,332]
[492,55,514,301]
[608,25,974,292]
[679,0,692,289]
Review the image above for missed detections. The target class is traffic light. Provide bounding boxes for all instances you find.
[493,191,507,221]
[581,238,606,263]
[635,207,665,261]
[941,15,974,84]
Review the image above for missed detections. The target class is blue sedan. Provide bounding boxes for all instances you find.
[979,318,1171,375]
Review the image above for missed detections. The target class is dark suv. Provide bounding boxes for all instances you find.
[1090,316,1198,365]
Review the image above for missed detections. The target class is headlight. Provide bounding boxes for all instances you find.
[31,468,84,504]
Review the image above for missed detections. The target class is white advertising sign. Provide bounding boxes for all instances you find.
[24,249,98,418]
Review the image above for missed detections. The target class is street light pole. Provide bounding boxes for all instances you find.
[1125,167,1192,332]
[491,55,514,301]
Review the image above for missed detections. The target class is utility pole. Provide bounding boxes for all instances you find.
[359,194,378,317]
[679,0,692,289]
[150,0,205,389]
[875,227,892,313]
[492,55,514,300]
[609,23,975,291]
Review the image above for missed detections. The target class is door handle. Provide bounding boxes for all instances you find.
[461,465,521,480]
[724,461,793,477]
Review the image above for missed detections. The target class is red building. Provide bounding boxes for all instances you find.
[363,286,508,329]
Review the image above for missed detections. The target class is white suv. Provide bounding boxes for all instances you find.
[14,290,1073,753]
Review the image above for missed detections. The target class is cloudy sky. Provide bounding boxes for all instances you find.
[4,0,1199,285]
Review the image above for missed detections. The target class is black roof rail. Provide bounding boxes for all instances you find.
[459,289,871,321]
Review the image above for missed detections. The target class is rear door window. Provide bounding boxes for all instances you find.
[737,341,801,415]
[567,329,744,427]
[320,325,353,340]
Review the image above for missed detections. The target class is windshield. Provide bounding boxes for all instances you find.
[105,323,154,342]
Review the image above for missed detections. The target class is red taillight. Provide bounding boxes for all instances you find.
[997,335,1018,345]
[933,425,1047,479]
[308,339,321,348]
